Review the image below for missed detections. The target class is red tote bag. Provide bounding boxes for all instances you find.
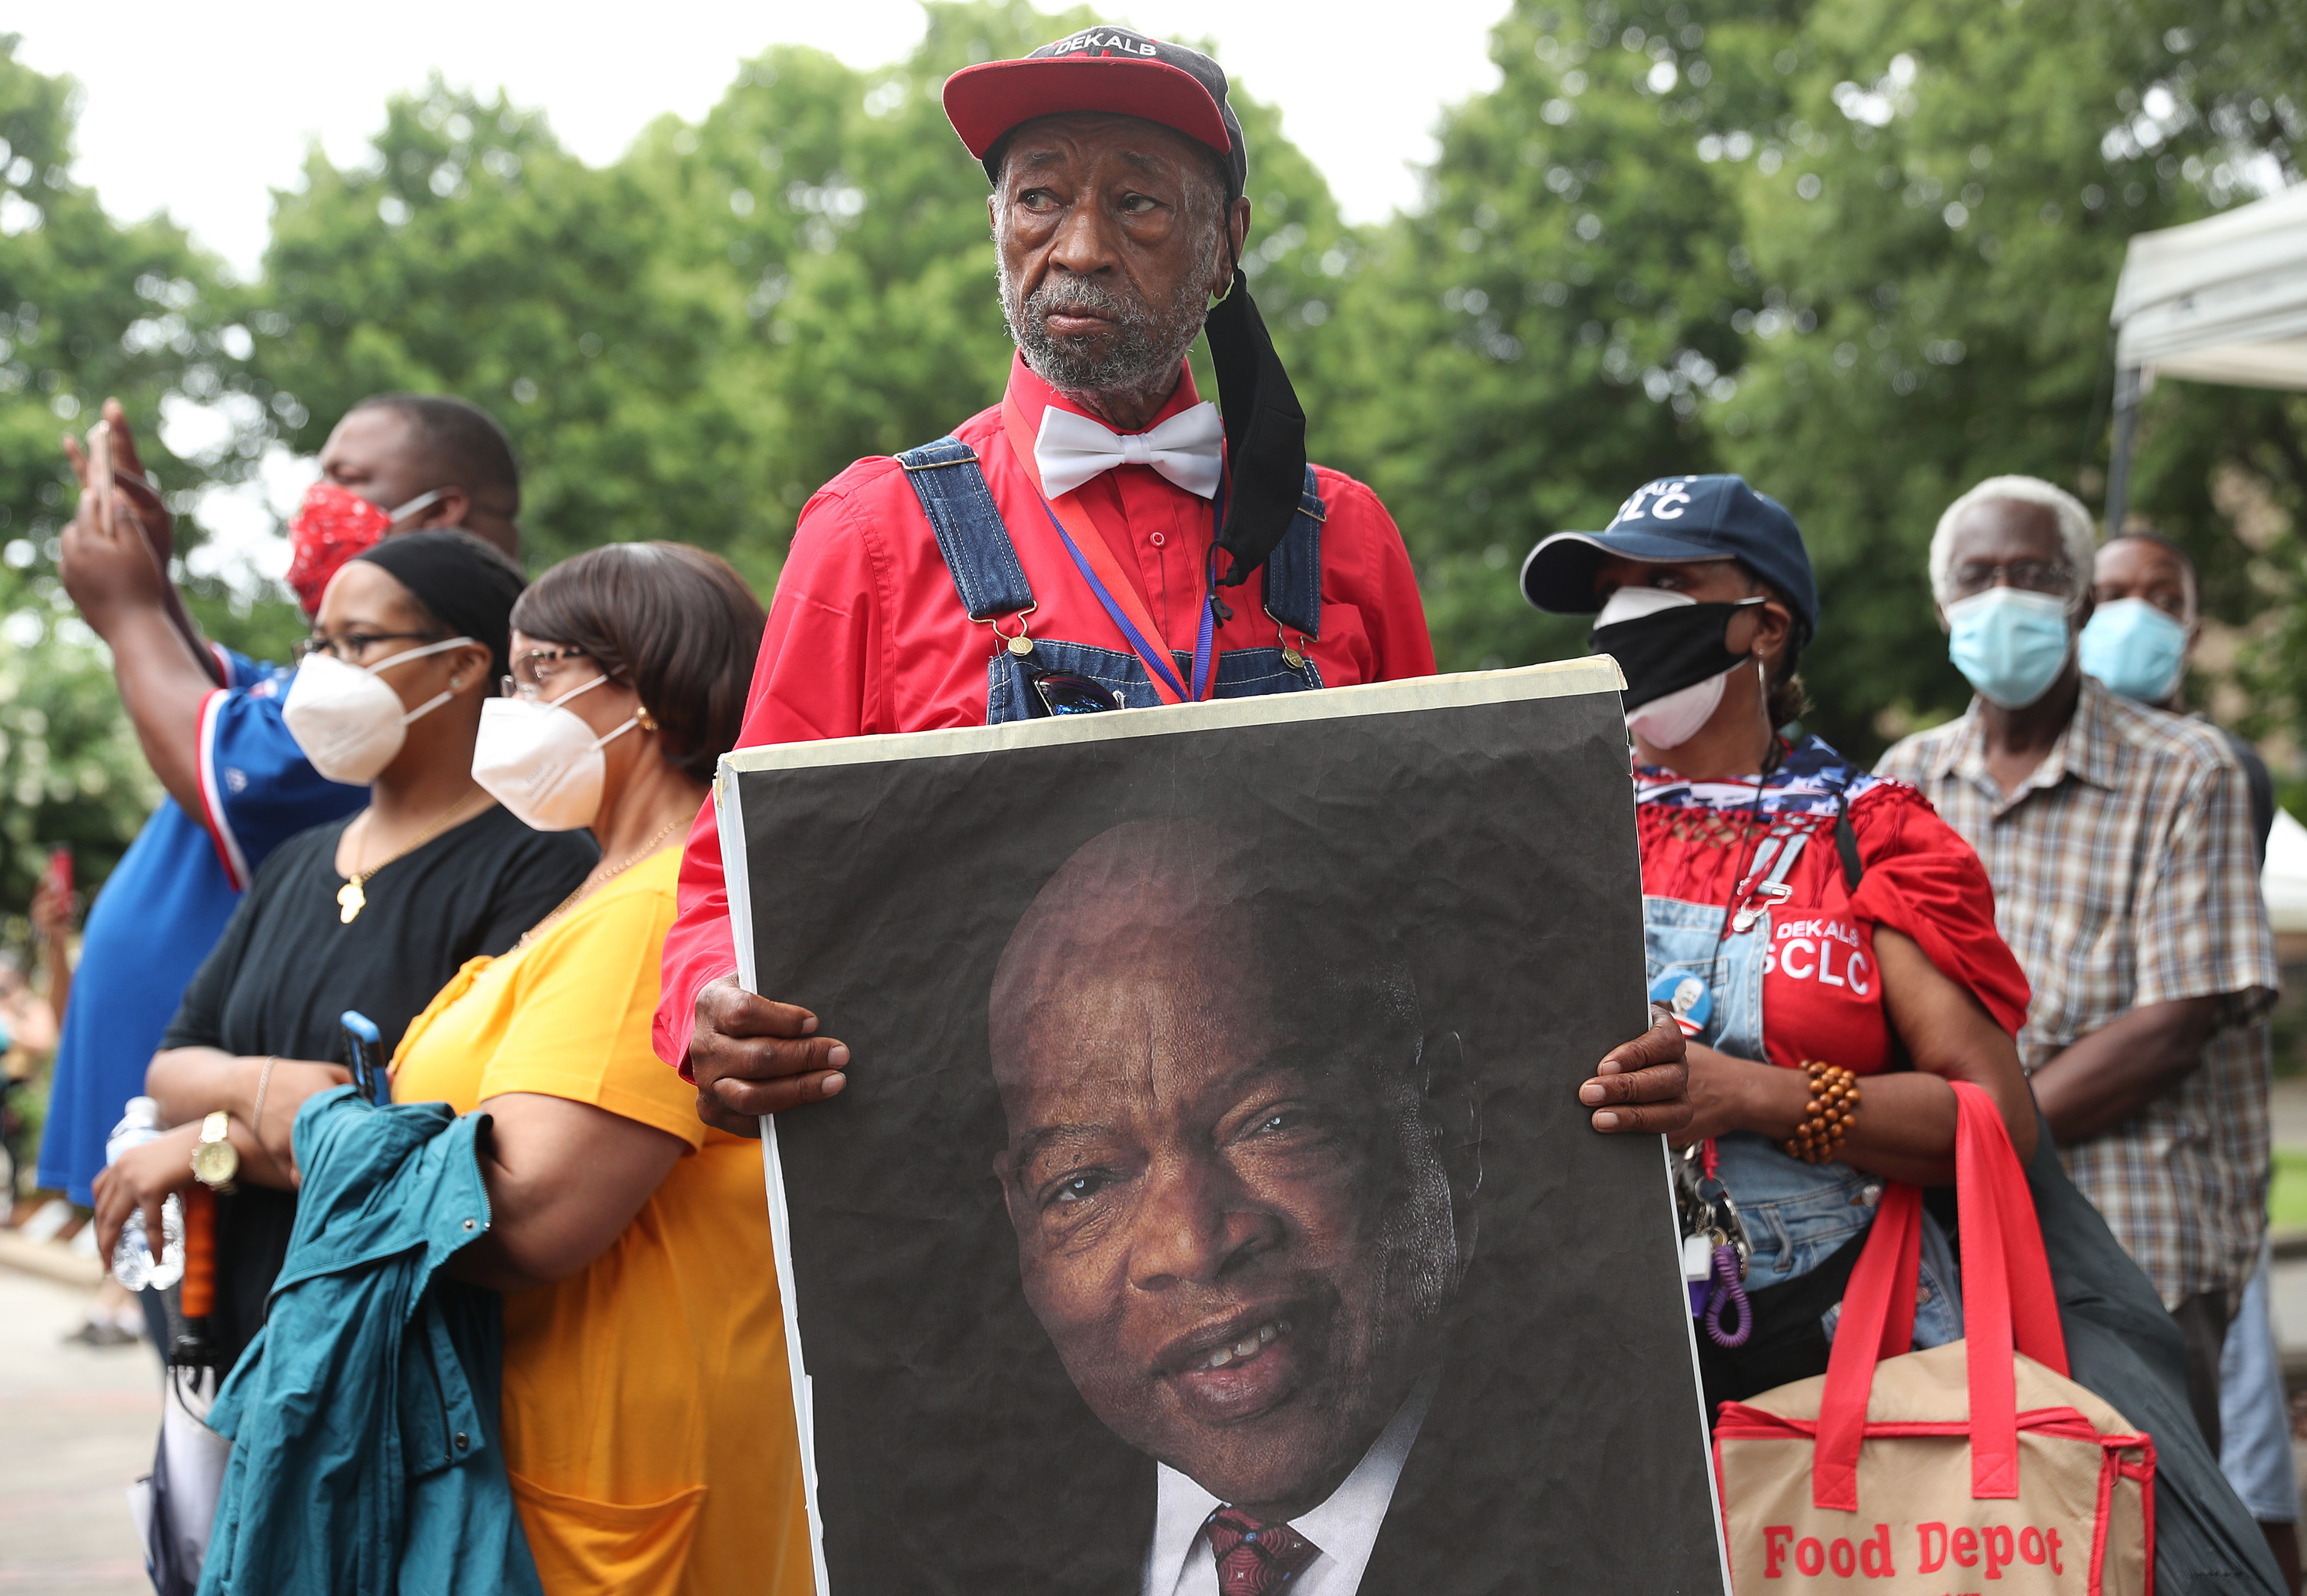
[1712,1082,2156,1594]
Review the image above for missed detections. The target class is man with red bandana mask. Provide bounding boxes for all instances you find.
[33,393,521,1236]
[283,483,443,612]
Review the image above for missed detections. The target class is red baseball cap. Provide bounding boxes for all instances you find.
[942,25,1247,198]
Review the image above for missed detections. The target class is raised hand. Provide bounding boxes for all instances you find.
[59,414,171,627]
[60,400,218,687]
[62,397,172,561]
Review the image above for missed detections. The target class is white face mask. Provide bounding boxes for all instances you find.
[471,675,640,832]
[282,635,477,786]
[1627,673,1728,750]
[1596,587,1739,752]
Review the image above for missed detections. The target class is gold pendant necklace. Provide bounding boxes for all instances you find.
[337,790,491,924]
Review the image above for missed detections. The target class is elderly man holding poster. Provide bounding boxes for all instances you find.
[654,30,1693,1593]
[654,30,1691,1129]
[713,660,1714,1591]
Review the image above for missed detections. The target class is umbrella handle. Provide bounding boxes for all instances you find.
[179,1184,216,1319]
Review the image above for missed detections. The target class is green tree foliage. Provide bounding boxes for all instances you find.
[1700,0,2307,754]
[1343,0,2305,760]
[1312,3,1746,674]
[10,0,2307,926]
[0,627,159,915]
[0,4,1356,908]
[0,35,252,906]
[249,2,1355,595]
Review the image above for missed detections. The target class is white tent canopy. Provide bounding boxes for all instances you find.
[2106,195,2307,937]
[2111,182,2307,391]
[2265,807,2307,936]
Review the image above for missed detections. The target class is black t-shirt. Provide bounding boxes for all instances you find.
[165,803,595,1368]
[2216,727,2275,870]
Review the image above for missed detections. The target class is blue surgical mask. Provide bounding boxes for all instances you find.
[2078,597,2188,704]
[1946,587,2073,709]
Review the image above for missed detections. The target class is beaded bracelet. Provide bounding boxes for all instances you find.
[1783,1060,1862,1163]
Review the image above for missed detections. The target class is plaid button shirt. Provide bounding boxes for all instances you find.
[1879,676,2277,1306]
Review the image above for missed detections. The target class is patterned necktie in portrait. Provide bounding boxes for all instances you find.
[1203,1505,1322,1594]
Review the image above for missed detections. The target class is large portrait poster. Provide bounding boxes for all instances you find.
[721,661,1727,1594]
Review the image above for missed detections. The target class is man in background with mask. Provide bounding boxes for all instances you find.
[2084,530,2295,1591]
[35,391,520,1239]
[2085,532,2275,860]
[1877,475,2277,1454]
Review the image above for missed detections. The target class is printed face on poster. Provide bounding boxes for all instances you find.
[721,662,1727,1594]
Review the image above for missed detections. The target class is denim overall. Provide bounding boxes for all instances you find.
[897,437,1328,721]
[1649,828,1965,1348]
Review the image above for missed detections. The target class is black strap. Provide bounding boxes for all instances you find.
[1834,790,1865,892]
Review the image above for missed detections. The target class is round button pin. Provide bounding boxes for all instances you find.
[1649,969,1713,1036]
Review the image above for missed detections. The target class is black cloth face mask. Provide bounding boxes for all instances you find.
[1203,268,1307,589]
[1590,598,1763,711]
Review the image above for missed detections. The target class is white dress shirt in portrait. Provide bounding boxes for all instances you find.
[1140,1370,1440,1596]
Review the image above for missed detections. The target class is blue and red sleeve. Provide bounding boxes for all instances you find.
[191,653,366,889]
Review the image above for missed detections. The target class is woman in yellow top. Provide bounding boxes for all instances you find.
[392,542,811,1595]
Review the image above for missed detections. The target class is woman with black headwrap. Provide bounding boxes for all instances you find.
[95,530,596,1374]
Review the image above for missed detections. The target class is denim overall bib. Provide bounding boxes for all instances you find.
[1648,826,1964,1348]
[897,436,1327,721]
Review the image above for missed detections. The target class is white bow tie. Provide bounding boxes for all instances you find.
[1034,402,1225,500]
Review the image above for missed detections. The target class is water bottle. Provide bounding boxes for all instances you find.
[104,1096,184,1292]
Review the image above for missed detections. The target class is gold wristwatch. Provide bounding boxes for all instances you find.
[190,1110,240,1192]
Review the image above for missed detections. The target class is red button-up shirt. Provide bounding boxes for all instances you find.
[653,354,1437,1070]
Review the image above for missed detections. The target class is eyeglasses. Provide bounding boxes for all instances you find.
[1949,559,2076,598]
[501,646,590,701]
[295,631,445,665]
[1029,669,1123,717]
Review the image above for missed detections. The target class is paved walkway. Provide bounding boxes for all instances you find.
[0,1269,158,1594]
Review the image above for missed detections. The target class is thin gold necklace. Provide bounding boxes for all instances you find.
[337,790,491,924]
[514,816,684,949]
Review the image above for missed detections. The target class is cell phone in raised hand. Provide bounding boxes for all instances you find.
[83,408,222,690]
[84,418,116,540]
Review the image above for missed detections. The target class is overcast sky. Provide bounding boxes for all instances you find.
[19,0,1513,279]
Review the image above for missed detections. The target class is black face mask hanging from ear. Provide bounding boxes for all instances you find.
[1203,268,1307,588]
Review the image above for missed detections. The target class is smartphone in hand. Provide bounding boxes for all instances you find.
[341,1010,389,1106]
[84,411,225,688]
[84,418,117,540]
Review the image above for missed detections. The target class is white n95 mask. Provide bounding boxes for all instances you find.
[471,676,639,832]
[1628,673,1729,750]
[282,636,476,786]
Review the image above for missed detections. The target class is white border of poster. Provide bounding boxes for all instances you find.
[717,657,1728,1595]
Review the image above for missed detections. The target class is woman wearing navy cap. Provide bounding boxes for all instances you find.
[1523,474,2039,1411]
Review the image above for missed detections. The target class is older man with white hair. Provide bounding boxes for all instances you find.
[1878,474,2276,1452]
